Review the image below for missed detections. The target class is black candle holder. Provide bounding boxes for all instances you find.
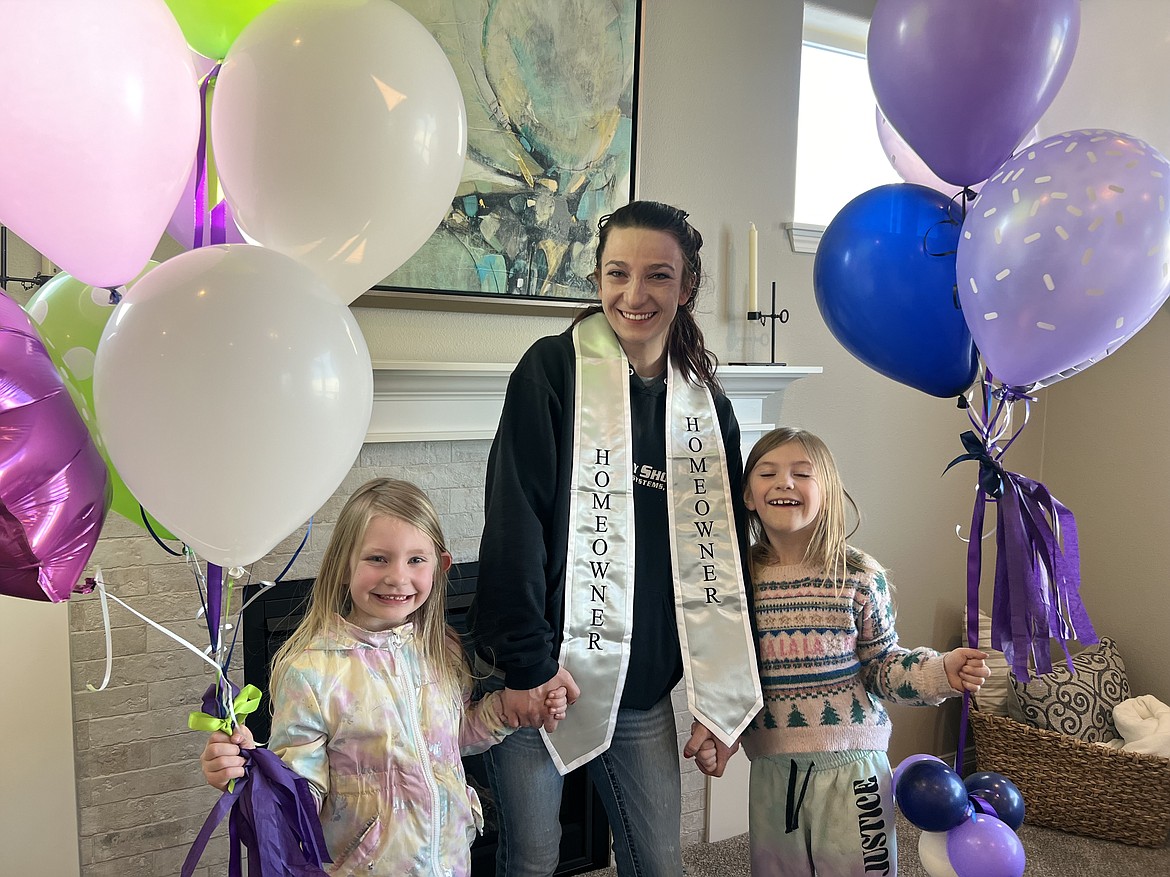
[740,280,789,366]
[0,226,53,290]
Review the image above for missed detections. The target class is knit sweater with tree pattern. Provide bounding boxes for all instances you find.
[740,557,962,760]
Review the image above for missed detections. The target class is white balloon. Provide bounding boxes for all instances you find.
[211,0,467,302]
[918,830,960,877]
[93,245,373,567]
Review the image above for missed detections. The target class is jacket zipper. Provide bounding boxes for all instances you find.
[404,646,443,875]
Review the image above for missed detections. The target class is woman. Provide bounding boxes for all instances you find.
[468,201,762,876]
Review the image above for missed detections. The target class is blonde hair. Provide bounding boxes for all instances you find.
[270,478,465,703]
[742,427,881,585]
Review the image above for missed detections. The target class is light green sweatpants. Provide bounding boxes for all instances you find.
[748,750,896,877]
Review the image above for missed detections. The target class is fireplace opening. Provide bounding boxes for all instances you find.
[241,561,611,876]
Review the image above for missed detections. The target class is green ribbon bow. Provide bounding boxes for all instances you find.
[188,683,263,734]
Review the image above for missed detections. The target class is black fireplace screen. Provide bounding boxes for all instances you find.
[241,561,610,876]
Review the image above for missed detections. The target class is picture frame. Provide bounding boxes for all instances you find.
[354,0,641,316]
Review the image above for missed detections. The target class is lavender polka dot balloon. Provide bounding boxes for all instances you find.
[956,129,1170,390]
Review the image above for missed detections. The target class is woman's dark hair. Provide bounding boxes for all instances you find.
[573,200,720,389]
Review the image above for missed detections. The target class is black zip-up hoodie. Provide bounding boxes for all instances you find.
[467,326,751,710]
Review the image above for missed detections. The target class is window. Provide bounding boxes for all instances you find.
[790,5,899,252]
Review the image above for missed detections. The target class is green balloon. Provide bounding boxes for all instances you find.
[165,0,281,61]
[25,267,178,542]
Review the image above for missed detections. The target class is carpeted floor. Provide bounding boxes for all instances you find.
[580,811,1170,876]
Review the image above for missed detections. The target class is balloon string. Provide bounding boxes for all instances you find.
[85,568,226,682]
[84,568,114,692]
[218,519,312,676]
[140,504,184,556]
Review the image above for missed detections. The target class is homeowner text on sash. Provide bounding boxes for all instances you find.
[542,314,635,773]
[666,375,762,747]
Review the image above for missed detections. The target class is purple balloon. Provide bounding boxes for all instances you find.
[957,129,1170,390]
[868,0,1080,187]
[0,293,108,602]
[946,813,1025,877]
[876,108,980,200]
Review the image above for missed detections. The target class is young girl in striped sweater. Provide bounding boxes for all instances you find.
[738,428,988,877]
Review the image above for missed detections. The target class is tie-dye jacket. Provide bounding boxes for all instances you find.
[269,614,513,877]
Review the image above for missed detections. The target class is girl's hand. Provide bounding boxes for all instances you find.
[200,725,256,791]
[501,667,580,730]
[683,721,740,777]
[543,686,569,729]
[944,648,991,693]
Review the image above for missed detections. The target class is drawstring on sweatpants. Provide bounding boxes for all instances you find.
[784,759,814,833]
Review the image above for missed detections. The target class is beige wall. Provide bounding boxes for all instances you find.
[6,0,1167,870]
[0,598,81,875]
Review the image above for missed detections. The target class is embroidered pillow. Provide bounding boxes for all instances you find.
[1009,637,1130,742]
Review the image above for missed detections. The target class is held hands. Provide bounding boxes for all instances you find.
[544,686,569,731]
[683,720,740,778]
[500,666,581,732]
[944,647,991,693]
[200,724,256,792]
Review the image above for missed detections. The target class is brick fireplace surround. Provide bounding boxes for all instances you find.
[68,361,816,876]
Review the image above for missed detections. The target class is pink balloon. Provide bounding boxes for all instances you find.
[0,1,201,288]
[957,129,1170,390]
[0,294,108,603]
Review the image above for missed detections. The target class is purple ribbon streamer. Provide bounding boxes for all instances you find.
[192,65,222,249]
[206,563,223,652]
[950,434,1097,683]
[992,472,1096,680]
[181,746,331,877]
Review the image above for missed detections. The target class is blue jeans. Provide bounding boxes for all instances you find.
[482,694,684,877]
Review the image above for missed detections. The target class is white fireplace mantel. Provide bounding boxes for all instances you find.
[368,360,822,445]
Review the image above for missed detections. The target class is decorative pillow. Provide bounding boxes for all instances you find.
[1009,637,1130,743]
[969,611,1026,722]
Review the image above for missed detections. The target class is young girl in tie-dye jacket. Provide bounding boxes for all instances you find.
[200,479,567,876]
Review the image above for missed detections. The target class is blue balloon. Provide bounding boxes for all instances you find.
[964,770,1026,831]
[891,753,945,793]
[895,759,972,832]
[813,183,979,397]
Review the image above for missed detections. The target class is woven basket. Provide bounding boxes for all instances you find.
[969,706,1170,847]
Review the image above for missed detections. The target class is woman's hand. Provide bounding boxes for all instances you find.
[501,667,580,731]
[200,724,256,791]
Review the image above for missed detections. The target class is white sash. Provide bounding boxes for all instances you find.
[543,313,760,773]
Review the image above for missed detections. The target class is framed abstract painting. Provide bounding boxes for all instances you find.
[354,0,641,314]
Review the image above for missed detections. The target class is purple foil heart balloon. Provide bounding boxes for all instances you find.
[0,292,108,601]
